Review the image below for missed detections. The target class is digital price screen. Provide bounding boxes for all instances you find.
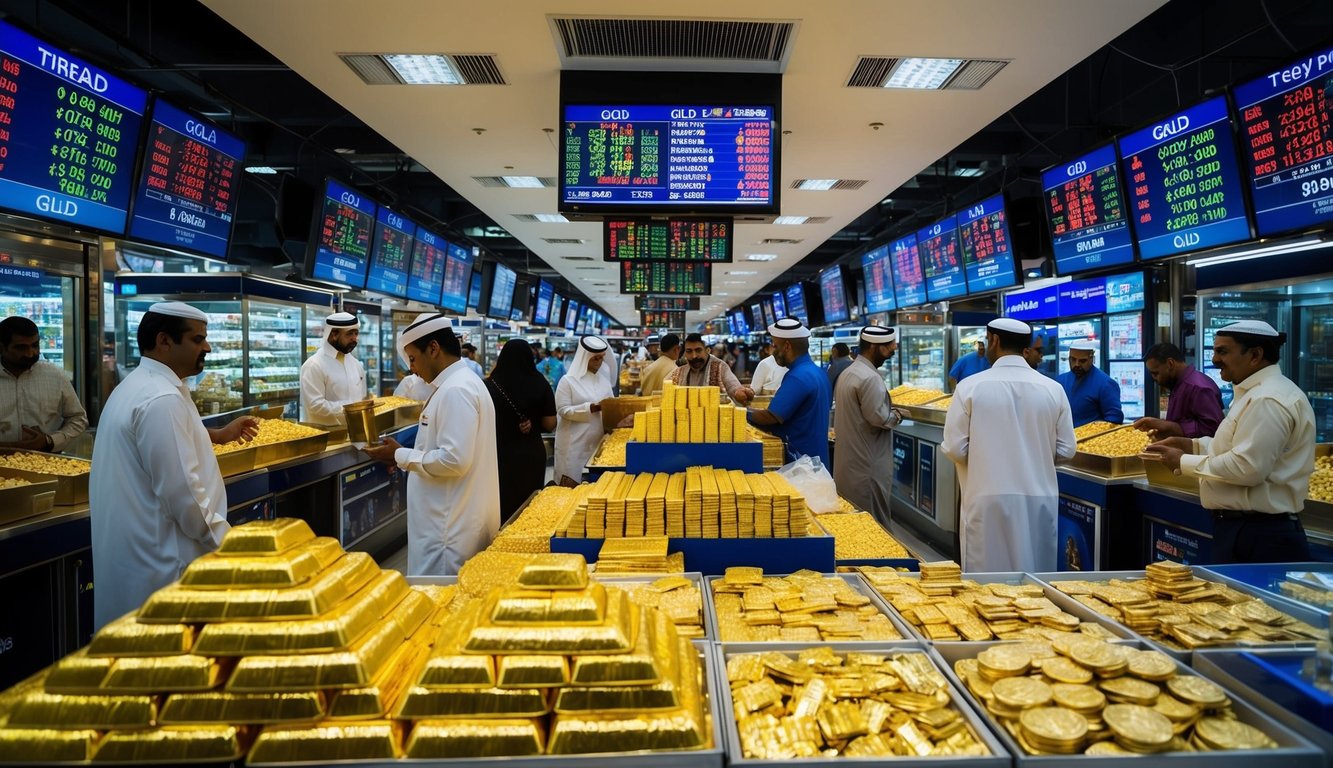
[731,308,751,335]
[550,294,563,327]
[405,227,447,304]
[619,261,710,295]
[1042,143,1135,275]
[890,234,927,308]
[488,263,517,319]
[861,245,897,314]
[749,303,763,331]
[128,99,244,259]
[785,283,810,325]
[1232,49,1333,237]
[819,265,850,325]
[533,279,554,325]
[919,215,966,302]
[958,193,1019,293]
[635,295,698,311]
[641,309,684,329]
[308,178,375,288]
[0,19,148,234]
[561,105,774,211]
[759,297,775,329]
[603,218,731,261]
[771,290,787,319]
[364,207,415,297]
[1119,96,1251,259]
[440,240,472,314]
[564,300,580,331]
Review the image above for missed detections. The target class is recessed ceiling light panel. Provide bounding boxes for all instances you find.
[884,57,963,89]
[383,54,463,85]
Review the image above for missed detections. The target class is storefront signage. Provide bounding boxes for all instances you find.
[917,442,936,519]
[0,264,43,283]
[891,431,916,506]
[1145,516,1210,564]
[1057,495,1100,571]
[1004,272,1147,321]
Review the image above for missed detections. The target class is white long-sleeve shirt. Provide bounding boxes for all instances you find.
[393,374,433,401]
[553,369,613,484]
[1180,364,1316,514]
[749,355,787,395]
[0,360,87,450]
[89,357,229,629]
[299,344,367,426]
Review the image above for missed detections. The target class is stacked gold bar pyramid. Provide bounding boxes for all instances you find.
[631,382,749,443]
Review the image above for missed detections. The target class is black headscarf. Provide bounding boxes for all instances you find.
[489,337,545,390]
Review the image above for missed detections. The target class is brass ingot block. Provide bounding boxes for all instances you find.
[103,654,225,693]
[216,517,315,556]
[180,536,343,588]
[405,718,546,758]
[247,720,403,762]
[395,686,551,719]
[0,728,99,762]
[491,583,607,625]
[44,649,113,692]
[6,692,156,729]
[87,614,195,657]
[159,691,326,724]
[465,588,637,653]
[497,656,571,688]
[92,724,250,762]
[516,553,589,590]
[570,609,677,686]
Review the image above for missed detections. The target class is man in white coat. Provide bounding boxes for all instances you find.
[941,318,1077,573]
[363,314,499,575]
[554,335,613,486]
[90,302,259,629]
[749,340,787,395]
[300,312,368,427]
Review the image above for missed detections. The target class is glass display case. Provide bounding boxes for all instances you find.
[342,300,384,396]
[898,325,946,390]
[1196,289,1290,410]
[246,301,303,406]
[0,275,77,382]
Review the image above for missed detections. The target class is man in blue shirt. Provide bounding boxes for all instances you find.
[948,340,990,389]
[1058,340,1123,427]
[748,317,832,467]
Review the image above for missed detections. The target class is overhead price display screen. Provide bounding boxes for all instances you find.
[533,279,554,325]
[604,218,732,261]
[1119,95,1251,259]
[641,309,684,329]
[489,263,517,319]
[635,295,698,311]
[819,266,850,325]
[561,105,774,211]
[1232,48,1333,237]
[1042,143,1135,275]
[128,99,244,259]
[771,290,787,319]
[620,260,710,295]
[308,178,375,288]
[364,207,415,298]
[440,241,472,313]
[862,245,897,314]
[890,234,926,308]
[0,19,148,233]
[564,300,580,331]
[785,283,810,325]
[407,227,447,304]
[919,215,966,302]
[959,193,1018,293]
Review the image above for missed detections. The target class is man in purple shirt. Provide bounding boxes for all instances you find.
[1133,342,1224,438]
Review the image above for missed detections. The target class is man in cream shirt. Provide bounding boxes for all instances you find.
[1147,320,1316,563]
[300,312,368,427]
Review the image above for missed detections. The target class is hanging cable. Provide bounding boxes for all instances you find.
[1260,0,1298,52]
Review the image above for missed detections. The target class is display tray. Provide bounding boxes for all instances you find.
[253,431,332,468]
[593,572,718,642]
[1068,425,1146,477]
[1197,562,1333,617]
[1141,452,1199,492]
[899,399,950,426]
[0,449,89,505]
[931,640,1325,768]
[717,641,1010,768]
[1194,649,1333,756]
[0,468,57,526]
[393,401,422,428]
[214,445,258,477]
[705,573,915,643]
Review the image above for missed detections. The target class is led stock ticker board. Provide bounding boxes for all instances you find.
[561,105,774,211]
[620,260,710,295]
[919,215,966,302]
[890,234,927,309]
[1232,48,1333,237]
[604,218,732,261]
[1119,95,1251,259]
[440,240,472,314]
[1042,143,1135,275]
[958,193,1019,293]
[308,178,375,288]
[634,295,699,311]
[364,207,415,298]
[0,19,147,234]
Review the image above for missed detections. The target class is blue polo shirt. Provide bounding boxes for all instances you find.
[1057,366,1124,427]
[949,351,990,383]
[757,353,831,466]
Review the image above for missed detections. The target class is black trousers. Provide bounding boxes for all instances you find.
[1211,513,1310,563]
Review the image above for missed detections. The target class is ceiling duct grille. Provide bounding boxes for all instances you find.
[791,179,868,190]
[760,238,802,245]
[944,59,1009,90]
[551,17,796,64]
[846,57,898,88]
[339,53,506,85]
[452,55,506,85]
[473,176,556,188]
[543,238,585,245]
[846,57,1009,90]
[339,54,400,85]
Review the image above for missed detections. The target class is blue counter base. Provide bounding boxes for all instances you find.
[625,441,763,474]
[551,534,835,575]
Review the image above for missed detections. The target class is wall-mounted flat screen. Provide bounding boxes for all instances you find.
[1042,143,1135,275]
[819,264,850,325]
[919,215,966,302]
[488,262,517,320]
[861,245,897,313]
[604,218,732,261]
[440,240,472,313]
[564,299,580,331]
[406,227,447,305]
[364,207,415,298]
[307,178,375,288]
[890,234,926,308]
[619,261,710,294]
[958,193,1019,293]
[533,279,554,326]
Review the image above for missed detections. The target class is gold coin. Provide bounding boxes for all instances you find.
[1019,706,1089,744]
[1126,649,1177,681]
[1051,634,1104,657]
[954,658,980,679]
[1194,717,1278,750]
[1051,683,1107,712]
[1099,677,1162,705]
[1041,656,1094,684]
[1152,694,1200,722]
[1103,704,1173,747]
[992,676,1054,709]
[1071,642,1129,671]
[1165,676,1229,708]
[978,645,1033,676]
[1085,740,1133,755]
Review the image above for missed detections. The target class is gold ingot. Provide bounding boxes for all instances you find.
[464,588,637,653]
[92,725,249,762]
[159,691,326,724]
[570,610,676,686]
[490,583,607,625]
[193,570,408,655]
[405,718,546,758]
[43,649,113,692]
[180,536,343,588]
[216,517,315,556]
[87,614,195,657]
[6,692,156,729]
[138,552,378,623]
[328,621,436,719]
[555,636,693,715]
[418,612,497,688]
[0,728,98,762]
[516,553,589,589]
[395,686,551,719]
[247,721,403,762]
[103,654,224,693]
[497,656,570,688]
[598,536,669,560]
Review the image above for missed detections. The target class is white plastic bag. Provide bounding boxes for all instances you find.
[777,455,840,514]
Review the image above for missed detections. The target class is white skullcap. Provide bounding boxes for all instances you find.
[146,301,208,323]
[325,311,359,328]
[987,317,1031,335]
[645,335,660,345]
[1069,340,1099,352]
[580,335,609,353]
[860,325,897,344]
[768,317,811,339]
[397,313,455,363]
[1218,320,1280,338]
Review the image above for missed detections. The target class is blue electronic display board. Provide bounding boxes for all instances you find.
[364,207,415,297]
[1119,96,1251,259]
[1232,48,1333,237]
[958,193,1019,294]
[533,279,554,325]
[890,234,926,309]
[0,19,148,234]
[128,99,244,259]
[819,266,850,325]
[861,245,896,314]
[1042,144,1136,275]
[564,300,580,331]
[406,227,447,305]
[919,215,966,302]
[440,240,471,313]
[1003,272,1146,322]
[560,104,774,211]
[308,178,375,288]
[785,283,809,326]
[771,289,787,320]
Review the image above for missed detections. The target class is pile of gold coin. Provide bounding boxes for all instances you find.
[1077,427,1151,458]
[0,452,89,476]
[921,396,953,410]
[1073,420,1121,440]
[213,419,324,454]
[728,647,990,758]
[488,485,597,554]
[1309,455,1333,503]
[816,513,912,560]
[713,568,902,642]
[890,388,948,406]
[588,428,630,467]
[614,576,706,639]
[373,395,420,412]
[952,636,1277,755]
[0,476,33,490]
[1050,561,1324,649]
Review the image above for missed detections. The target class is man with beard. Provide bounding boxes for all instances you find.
[300,312,368,427]
[669,333,754,404]
[1132,342,1224,439]
[0,315,87,451]
[833,326,906,526]
[90,302,259,628]
[748,318,831,466]
[1058,341,1123,427]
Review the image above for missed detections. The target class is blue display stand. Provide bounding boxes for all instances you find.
[1229,651,1333,731]
[551,534,834,576]
[625,441,763,474]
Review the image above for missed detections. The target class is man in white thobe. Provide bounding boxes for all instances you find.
[300,312,368,427]
[749,342,787,395]
[363,314,499,575]
[833,326,906,526]
[554,336,613,486]
[90,302,258,629]
[941,318,1077,573]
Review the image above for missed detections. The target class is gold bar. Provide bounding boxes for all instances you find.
[570,609,675,686]
[547,708,707,754]
[497,656,570,688]
[395,686,551,719]
[247,720,402,762]
[516,553,589,589]
[102,654,225,693]
[159,691,325,724]
[417,611,496,688]
[491,583,607,625]
[5,692,156,729]
[405,718,545,758]
[44,649,113,693]
[87,614,194,657]
[0,728,99,762]
[464,588,637,653]
[137,552,379,623]
[180,536,343,588]
[327,633,432,720]
[216,517,315,556]
[92,725,250,762]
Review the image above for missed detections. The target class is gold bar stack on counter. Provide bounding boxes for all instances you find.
[727,646,991,758]
[1048,561,1324,649]
[0,518,462,764]
[712,567,903,642]
[631,382,751,443]
[595,536,684,574]
[613,576,707,639]
[949,636,1279,755]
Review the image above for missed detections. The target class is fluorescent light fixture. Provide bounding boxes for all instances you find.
[796,179,838,191]
[884,57,963,89]
[953,167,985,177]
[244,166,279,174]
[533,213,569,223]
[728,270,758,276]
[1184,237,1329,268]
[383,54,463,85]
[746,253,778,262]
[501,176,544,188]
[774,216,809,225]
[716,292,730,297]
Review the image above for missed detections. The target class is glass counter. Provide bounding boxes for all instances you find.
[247,300,303,406]
[898,325,946,390]
[121,298,246,414]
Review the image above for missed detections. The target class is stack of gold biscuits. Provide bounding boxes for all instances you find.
[712,568,903,642]
[950,636,1279,755]
[595,537,684,574]
[611,576,707,639]
[631,382,751,443]
[0,518,459,763]
[727,646,991,758]
[861,564,1119,642]
[394,552,712,757]
[1048,562,1324,649]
